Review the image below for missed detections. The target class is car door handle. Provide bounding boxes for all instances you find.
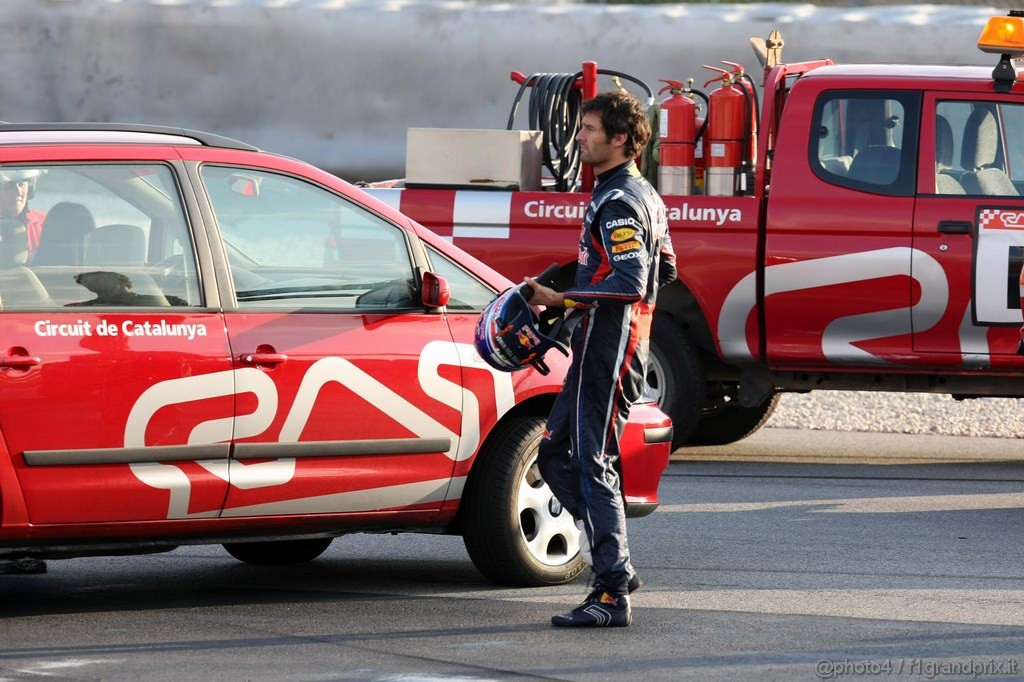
[239,352,288,366]
[0,355,41,369]
[937,220,972,234]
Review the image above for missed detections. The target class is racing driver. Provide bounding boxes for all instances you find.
[525,90,677,628]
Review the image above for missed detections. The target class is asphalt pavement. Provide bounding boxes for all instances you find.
[2,428,1023,681]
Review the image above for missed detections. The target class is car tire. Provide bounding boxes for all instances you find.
[223,537,333,565]
[462,416,587,587]
[647,313,707,449]
[689,392,780,446]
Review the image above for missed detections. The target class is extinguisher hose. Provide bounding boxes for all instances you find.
[738,86,752,173]
[690,88,710,144]
[507,70,653,192]
[741,73,760,168]
[596,70,654,100]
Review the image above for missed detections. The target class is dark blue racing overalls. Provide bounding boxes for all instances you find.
[537,160,677,595]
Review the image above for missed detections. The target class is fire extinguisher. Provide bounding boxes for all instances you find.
[658,80,697,196]
[702,64,756,196]
[722,61,758,192]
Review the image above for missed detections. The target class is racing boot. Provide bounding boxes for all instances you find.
[551,589,631,628]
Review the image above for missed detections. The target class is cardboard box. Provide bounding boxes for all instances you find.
[406,128,542,190]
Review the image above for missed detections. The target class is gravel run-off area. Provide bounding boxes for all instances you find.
[767,391,1024,439]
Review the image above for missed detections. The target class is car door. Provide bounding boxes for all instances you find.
[195,165,463,520]
[912,94,1024,363]
[0,160,232,524]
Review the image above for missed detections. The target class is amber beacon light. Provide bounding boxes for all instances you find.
[978,13,1024,54]
[978,11,1024,92]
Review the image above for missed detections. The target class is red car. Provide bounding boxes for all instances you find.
[0,124,671,586]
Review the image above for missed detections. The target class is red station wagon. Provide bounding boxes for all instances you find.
[0,124,672,586]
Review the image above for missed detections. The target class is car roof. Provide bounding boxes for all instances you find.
[0,123,257,151]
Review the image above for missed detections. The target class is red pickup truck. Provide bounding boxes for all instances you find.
[369,14,1024,448]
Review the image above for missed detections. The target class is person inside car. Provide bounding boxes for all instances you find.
[0,168,46,265]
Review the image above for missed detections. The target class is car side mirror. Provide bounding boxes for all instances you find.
[421,271,450,308]
[229,173,261,197]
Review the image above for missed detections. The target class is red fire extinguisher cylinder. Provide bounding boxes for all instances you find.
[657,80,696,195]
[703,69,747,196]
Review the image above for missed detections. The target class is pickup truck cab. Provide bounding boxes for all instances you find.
[370,15,1024,448]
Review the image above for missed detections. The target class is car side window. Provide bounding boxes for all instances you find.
[811,91,920,197]
[425,246,497,311]
[2,164,200,309]
[200,167,416,310]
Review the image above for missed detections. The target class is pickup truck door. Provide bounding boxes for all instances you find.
[764,89,921,366]
[194,165,462,521]
[912,94,1024,362]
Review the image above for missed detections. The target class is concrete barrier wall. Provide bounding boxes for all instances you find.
[4,1,1001,179]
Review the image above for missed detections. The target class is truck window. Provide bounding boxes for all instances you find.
[811,91,920,197]
[938,100,1024,196]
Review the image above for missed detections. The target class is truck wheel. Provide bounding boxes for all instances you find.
[462,416,586,587]
[223,537,333,565]
[690,392,780,446]
[647,314,706,449]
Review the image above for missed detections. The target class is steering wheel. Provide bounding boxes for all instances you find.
[151,253,192,299]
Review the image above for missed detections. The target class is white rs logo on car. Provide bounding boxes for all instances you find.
[124,341,514,518]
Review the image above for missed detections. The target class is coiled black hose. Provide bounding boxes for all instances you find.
[507,70,653,192]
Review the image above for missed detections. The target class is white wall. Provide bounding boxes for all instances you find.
[5,1,1001,179]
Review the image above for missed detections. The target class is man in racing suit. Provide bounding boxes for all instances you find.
[525,91,676,628]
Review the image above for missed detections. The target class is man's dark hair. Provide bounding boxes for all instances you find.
[580,91,651,160]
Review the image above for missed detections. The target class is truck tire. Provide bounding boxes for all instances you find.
[647,313,706,449]
[223,537,333,565]
[690,392,780,446]
[462,416,587,587]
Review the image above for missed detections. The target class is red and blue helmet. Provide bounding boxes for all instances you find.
[474,286,569,375]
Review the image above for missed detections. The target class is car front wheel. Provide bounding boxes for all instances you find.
[462,416,587,587]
